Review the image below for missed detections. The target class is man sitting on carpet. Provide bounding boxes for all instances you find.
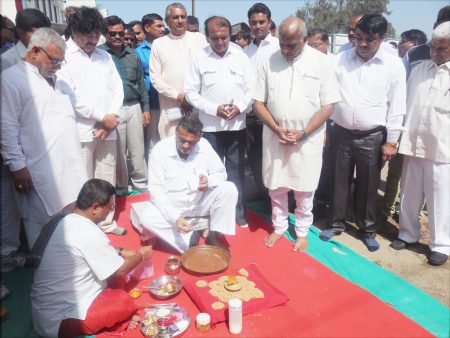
[134,115,238,252]
[31,179,153,338]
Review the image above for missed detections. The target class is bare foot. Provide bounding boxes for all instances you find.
[127,314,140,330]
[264,232,284,248]
[293,237,308,252]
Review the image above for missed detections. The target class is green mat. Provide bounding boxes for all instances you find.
[249,201,450,338]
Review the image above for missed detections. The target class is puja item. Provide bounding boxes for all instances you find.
[181,245,230,274]
[129,288,141,298]
[145,275,183,299]
[228,299,242,334]
[195,313,211,333]
[165,256,181,275]
[141,305,190,337]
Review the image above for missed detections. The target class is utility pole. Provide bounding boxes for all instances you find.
[191,0,195,16]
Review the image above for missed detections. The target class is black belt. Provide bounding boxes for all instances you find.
[335,123,385,136]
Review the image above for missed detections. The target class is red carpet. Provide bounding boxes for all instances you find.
[99,194,433,337]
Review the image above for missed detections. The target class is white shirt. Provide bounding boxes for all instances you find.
[0,40,27,72]
[253,46,342,191]
[399,60,450,164]
[338,40,398,56]
[244,33,279,75]
[185,44,254,132]
[148,136,227,224]
[1,61,87,215]
[31,213,123,337]
[332,47,406,142]
[56,38,124,142]
[150,31,207,116]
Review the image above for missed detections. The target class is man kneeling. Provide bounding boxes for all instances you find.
[135,115,238,252]
[31,179,152,337]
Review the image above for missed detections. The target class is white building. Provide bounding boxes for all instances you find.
[0,0,97,24]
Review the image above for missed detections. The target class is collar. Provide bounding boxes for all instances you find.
[169,31,187,40]
[429,59,450,70]
[66,37,100,57]
[139,40,151,49]
[21,60,56,84]
[351,44,385,64]
[166,136,203,159]
[102,44,134,57]
[205,44,235,58]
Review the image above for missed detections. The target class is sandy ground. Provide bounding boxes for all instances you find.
[313,164,450,307]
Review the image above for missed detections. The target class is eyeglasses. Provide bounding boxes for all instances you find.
[38,47,66,65]
[108,31,125,38]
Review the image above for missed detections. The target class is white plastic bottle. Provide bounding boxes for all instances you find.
[228,299,242,334]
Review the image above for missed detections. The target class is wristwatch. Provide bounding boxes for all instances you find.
[300,130,308,141]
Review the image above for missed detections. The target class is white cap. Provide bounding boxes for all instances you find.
[196,313,211,325]
[228,299,242,308]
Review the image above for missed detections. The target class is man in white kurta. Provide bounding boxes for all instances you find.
[134,116,237,253]
[0,28,87,249]
[56,7,124,235]
[391,22,450,266]
[185,16,254,227]
[150,3,207,138]
[253,18,341,252]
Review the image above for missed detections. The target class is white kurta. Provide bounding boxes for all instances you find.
[150,32,207,117]
[56,38,124,142]
[253,46,341,191]
[31,213,124,337]
[0,61,87,216]
[137,137,236,252]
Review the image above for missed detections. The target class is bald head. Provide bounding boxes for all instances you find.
[278,17,308,61]
[279,17,307,39]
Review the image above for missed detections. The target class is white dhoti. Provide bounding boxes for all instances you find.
[399,156,450,255]
[133,181,237,253]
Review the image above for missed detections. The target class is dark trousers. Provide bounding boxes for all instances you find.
[315,120,334,204]
[328,124,385,237]
[245,114,267,198]
[203,129,246,223]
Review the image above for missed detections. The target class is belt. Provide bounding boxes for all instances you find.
[335,124,385,136]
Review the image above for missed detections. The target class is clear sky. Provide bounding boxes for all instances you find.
[97,0,448,39]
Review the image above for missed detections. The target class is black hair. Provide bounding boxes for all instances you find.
[102,15,125,34]
[141,13,164,27]
[204,16,231,37]
[232,28,251,43]
[76,179,115,210]
[177,115,203,135]
[69,6,102,34]
[124,24,134,35]
[270,21,276,30]
[307,28,330,42]
[355,14,387,36]
[15,8,50,32]
[400,29,427,45]
[129,20,143,29]
[187,15,199,25]
[247,3,271,20]
[436,5,450,27]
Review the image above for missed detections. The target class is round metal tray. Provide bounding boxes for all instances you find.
[181,245,230,274]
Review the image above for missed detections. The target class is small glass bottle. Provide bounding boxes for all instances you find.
[228,299,242,335]
[196,313,211,333]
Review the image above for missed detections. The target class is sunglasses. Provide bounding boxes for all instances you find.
[108,31,125,38]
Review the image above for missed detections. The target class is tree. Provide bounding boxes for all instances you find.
[296,0,396,37]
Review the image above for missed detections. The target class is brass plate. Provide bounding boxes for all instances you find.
[181,245,231,274]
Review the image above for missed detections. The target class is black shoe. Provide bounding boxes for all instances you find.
[428,251,448,266]
[390,239,411,250]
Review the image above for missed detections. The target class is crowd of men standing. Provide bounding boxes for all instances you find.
[0,2,449,333]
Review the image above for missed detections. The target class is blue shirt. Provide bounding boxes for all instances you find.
[135,40,160,110]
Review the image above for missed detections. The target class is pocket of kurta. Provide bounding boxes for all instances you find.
[202,69,217,88]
